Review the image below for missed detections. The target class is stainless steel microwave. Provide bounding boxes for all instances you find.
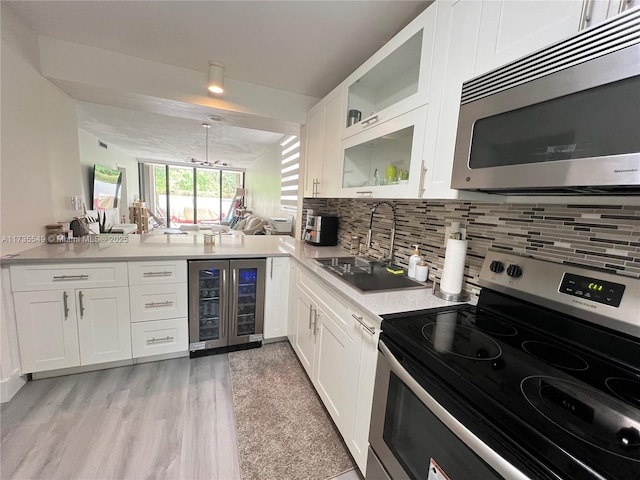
[452,9,640,195]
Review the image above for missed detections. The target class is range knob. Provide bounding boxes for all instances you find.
[489,261,505,273]
[506,264,523,278]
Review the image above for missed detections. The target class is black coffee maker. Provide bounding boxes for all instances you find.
[303,215,338,246]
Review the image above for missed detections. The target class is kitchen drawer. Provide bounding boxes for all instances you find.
[128,261,187,285]
[131,317,188,358]
[10,262,128,292]
[130,283,188,322]
[298,267,352,335]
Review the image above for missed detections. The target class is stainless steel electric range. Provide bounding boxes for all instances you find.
[368,251,640,480]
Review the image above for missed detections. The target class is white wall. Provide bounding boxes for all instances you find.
[1,4,85,402]
[1,4,82,255]
[245,144,289,220]
[78,129,138,220]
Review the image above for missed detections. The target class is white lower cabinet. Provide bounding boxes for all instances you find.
[264,257,290,339]
[127,260,188,358]
[14,286,131,373]
[129,283,188,322]
[292,287,316,377]
[13,290,81,373]
[76,287,131,365]
[289,263,381,474]
[348,314,380,472]
[313,303,360,435]
[131,318,188,358]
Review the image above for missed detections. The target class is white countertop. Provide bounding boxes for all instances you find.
[1,233,472,319]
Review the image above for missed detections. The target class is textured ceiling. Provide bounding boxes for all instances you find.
[76,102,285,169]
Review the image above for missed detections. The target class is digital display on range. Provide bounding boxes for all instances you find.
[559,273,625,307]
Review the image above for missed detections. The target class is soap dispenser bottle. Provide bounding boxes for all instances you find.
[408,244,423,279]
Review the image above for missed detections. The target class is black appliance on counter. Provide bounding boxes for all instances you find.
[303,215,339,246]
[368,251,640,480]
[188,259,265,356]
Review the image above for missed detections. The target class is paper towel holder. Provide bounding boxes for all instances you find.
[432,278,470,302]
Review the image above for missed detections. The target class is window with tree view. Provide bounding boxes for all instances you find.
[140,163,244,229]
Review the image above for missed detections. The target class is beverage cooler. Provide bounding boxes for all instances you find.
[188,259,266,355]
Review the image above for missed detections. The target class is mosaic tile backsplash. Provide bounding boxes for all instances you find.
[302,198,640,298]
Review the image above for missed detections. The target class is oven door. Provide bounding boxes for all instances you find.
[368,340,532,480]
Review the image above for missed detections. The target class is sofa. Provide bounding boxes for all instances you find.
[180,213,268,235]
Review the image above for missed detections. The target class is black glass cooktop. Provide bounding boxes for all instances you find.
[381,289,640,480]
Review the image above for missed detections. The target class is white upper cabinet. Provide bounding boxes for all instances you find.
[421,0,492,200]
[303,85,345,198]
[303,101,325,198]
[473,1,584,77]
[341,5,437,141]
[583,0,640,29]
[340,105,427,198]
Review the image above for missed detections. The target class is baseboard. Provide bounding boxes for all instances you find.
[133,351,188,364]
[263,336,288,344]
[32,351,190,380]
[0,370,27,403]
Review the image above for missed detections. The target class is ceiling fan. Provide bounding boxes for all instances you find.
[185,123,229,167]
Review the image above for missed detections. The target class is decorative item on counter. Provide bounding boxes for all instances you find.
[70,218,91,237]
[408,244,423,279]
[98,211,113,233]
[350,235,361,255]
[203,234,215,253]
[434,222,470,302]
[415,261,429,282]
[45,224,66,244]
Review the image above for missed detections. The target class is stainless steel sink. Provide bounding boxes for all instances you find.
[313,256,427,293]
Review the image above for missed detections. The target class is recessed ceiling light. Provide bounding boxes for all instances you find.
[207,115,224,123]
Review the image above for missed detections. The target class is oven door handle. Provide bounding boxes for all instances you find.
[378,340,533,480]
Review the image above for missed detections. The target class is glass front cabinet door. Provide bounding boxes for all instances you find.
[341,5,437,141]
[340,105,427,198]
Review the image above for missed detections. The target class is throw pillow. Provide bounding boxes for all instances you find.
[228,215,242,228]
[233,218,248,230]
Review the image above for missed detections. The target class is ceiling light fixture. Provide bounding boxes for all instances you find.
[208,63,225,94]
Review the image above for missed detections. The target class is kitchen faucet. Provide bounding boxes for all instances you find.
[366,201,397,267]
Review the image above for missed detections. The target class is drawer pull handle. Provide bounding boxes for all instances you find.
[147,336,174,344]
[352,313,375,335]
[53,274,89,281]
[144,300,174,308]
[143,271,172,277]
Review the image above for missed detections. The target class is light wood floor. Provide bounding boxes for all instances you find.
[1,355,240,480]
[1,354,362,480]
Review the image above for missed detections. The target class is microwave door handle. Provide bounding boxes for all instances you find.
[378,340,534,480]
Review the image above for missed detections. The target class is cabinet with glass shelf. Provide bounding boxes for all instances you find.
[341,5,437,140]
[340,105,427,198]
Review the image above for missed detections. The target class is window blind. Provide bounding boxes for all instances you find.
[280,135,299,211]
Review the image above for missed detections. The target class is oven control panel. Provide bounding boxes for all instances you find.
[559,273,625,307]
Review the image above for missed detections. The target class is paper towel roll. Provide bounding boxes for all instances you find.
[441,239,467,294]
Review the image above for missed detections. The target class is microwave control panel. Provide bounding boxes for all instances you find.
[559,273,625,307]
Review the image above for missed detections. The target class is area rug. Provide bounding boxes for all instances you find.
[228,342,355,480]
